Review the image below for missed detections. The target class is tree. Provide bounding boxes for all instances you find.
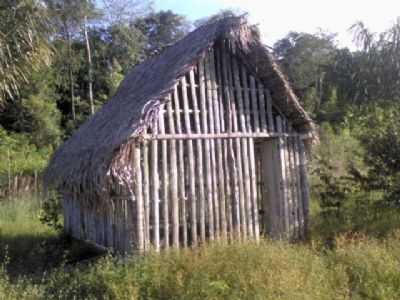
[274,32,337,116]
[348,104,400,204]
[347,20,400,104]
[194,9,243,27]
[100,0,152,25]
[0,0,52,102]
[135,10,190,56]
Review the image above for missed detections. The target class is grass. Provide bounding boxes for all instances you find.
[2,197,400,299]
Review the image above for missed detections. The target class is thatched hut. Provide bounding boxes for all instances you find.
[44,16,315,253]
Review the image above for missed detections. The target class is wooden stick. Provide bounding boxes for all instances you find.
[293,136,304,239]
[167,95,179,248]
[199,57,214,241]
[232,56,253,238]
[221,41,241,240]
[298,137,310,239]
[283,122,294,239]
[158,106,169,248]
[210,47,227,240]
[143,140,150,249]
[240,65,252,133]
[141,132,302,140]
[226,41,247,239]
[189,68,206,242]
[216,46,233,240]
[126,195,135,252]
[151,120,160,251]
[133,143,144,252]
[173,84,188,247]
[265,89,275,132]
[257,82,268,132]
[250,76,260,133]
[218,47,234,239]
[288,135,300,239]
[205,53,217,240]
[181,76,197,246]
[241,65,260,240]
[276,116,289,237]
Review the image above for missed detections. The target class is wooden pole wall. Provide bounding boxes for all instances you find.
[173,85,188,247]
[159,106,169,248]
[65,40,310,253]
[189,69,206,243]
[151,116,160,251]
[199,57,214,241]
[167,95,179,248]
[181,76,198,245]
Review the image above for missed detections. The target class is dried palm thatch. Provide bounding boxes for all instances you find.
[44,16,314,205]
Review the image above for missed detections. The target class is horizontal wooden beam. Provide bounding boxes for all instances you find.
[137,132,313,140]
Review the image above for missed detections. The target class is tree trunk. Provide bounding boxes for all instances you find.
[67,29,76,121]
[83,15,94,115]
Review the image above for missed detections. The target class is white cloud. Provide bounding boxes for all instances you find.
[218,0,400,48]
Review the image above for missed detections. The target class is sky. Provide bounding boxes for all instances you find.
[154,0,400,48]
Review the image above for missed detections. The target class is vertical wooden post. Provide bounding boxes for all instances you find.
[240,64,259,239]
[173,85,188,247]
[199,58,214,241]
[250,76,260,133]
[292,134,302,239]
[257,82,268,132]
[283,121,294,239]
[126,193,135,252]
[143,140,150,249]
[221,41,241,240]
[232,56,254,238]
[294,136,305,239]
[151,120,160,251]
[133,144,144,252]
[167,95,179,248]
[226,44,248,240]
[298,137,310,238]
[189,69,206,242]
[158,107,169,248]
[216,45,233,240]
[276,116,289,236]
[205,52,220,240]
[210,47,227,240]
[181,76,197,246]
[265,89,275,132]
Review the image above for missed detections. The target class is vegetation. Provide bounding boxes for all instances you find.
[2,198,400,299]
[2,2,400,299]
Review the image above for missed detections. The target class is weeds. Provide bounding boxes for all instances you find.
[2,197,400,299]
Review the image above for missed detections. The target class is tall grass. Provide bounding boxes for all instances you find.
[2,197,400,299]
[0,197,59,277]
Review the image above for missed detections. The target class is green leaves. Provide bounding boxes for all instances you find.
[0,0,52,102]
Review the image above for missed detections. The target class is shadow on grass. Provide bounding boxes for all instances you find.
[0,233,104,281]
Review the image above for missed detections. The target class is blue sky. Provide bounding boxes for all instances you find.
[154,0,400,49]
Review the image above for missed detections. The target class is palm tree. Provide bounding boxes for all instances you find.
[0,0,52,102]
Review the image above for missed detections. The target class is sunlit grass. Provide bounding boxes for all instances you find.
[2,196,400,299]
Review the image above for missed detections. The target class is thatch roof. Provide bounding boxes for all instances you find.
[44,16,314,203]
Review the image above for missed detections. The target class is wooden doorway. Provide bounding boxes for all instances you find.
[256,138,284,239]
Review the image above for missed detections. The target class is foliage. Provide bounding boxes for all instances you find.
[0,0,52,101]
[0,127,51,189]
[3,197,400,300]
[346,103,400,204]
[39,191,63,232]
[135,10,190,55]
[274,31,337,117]
[194,9,244,27]
[310,105,400,238]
